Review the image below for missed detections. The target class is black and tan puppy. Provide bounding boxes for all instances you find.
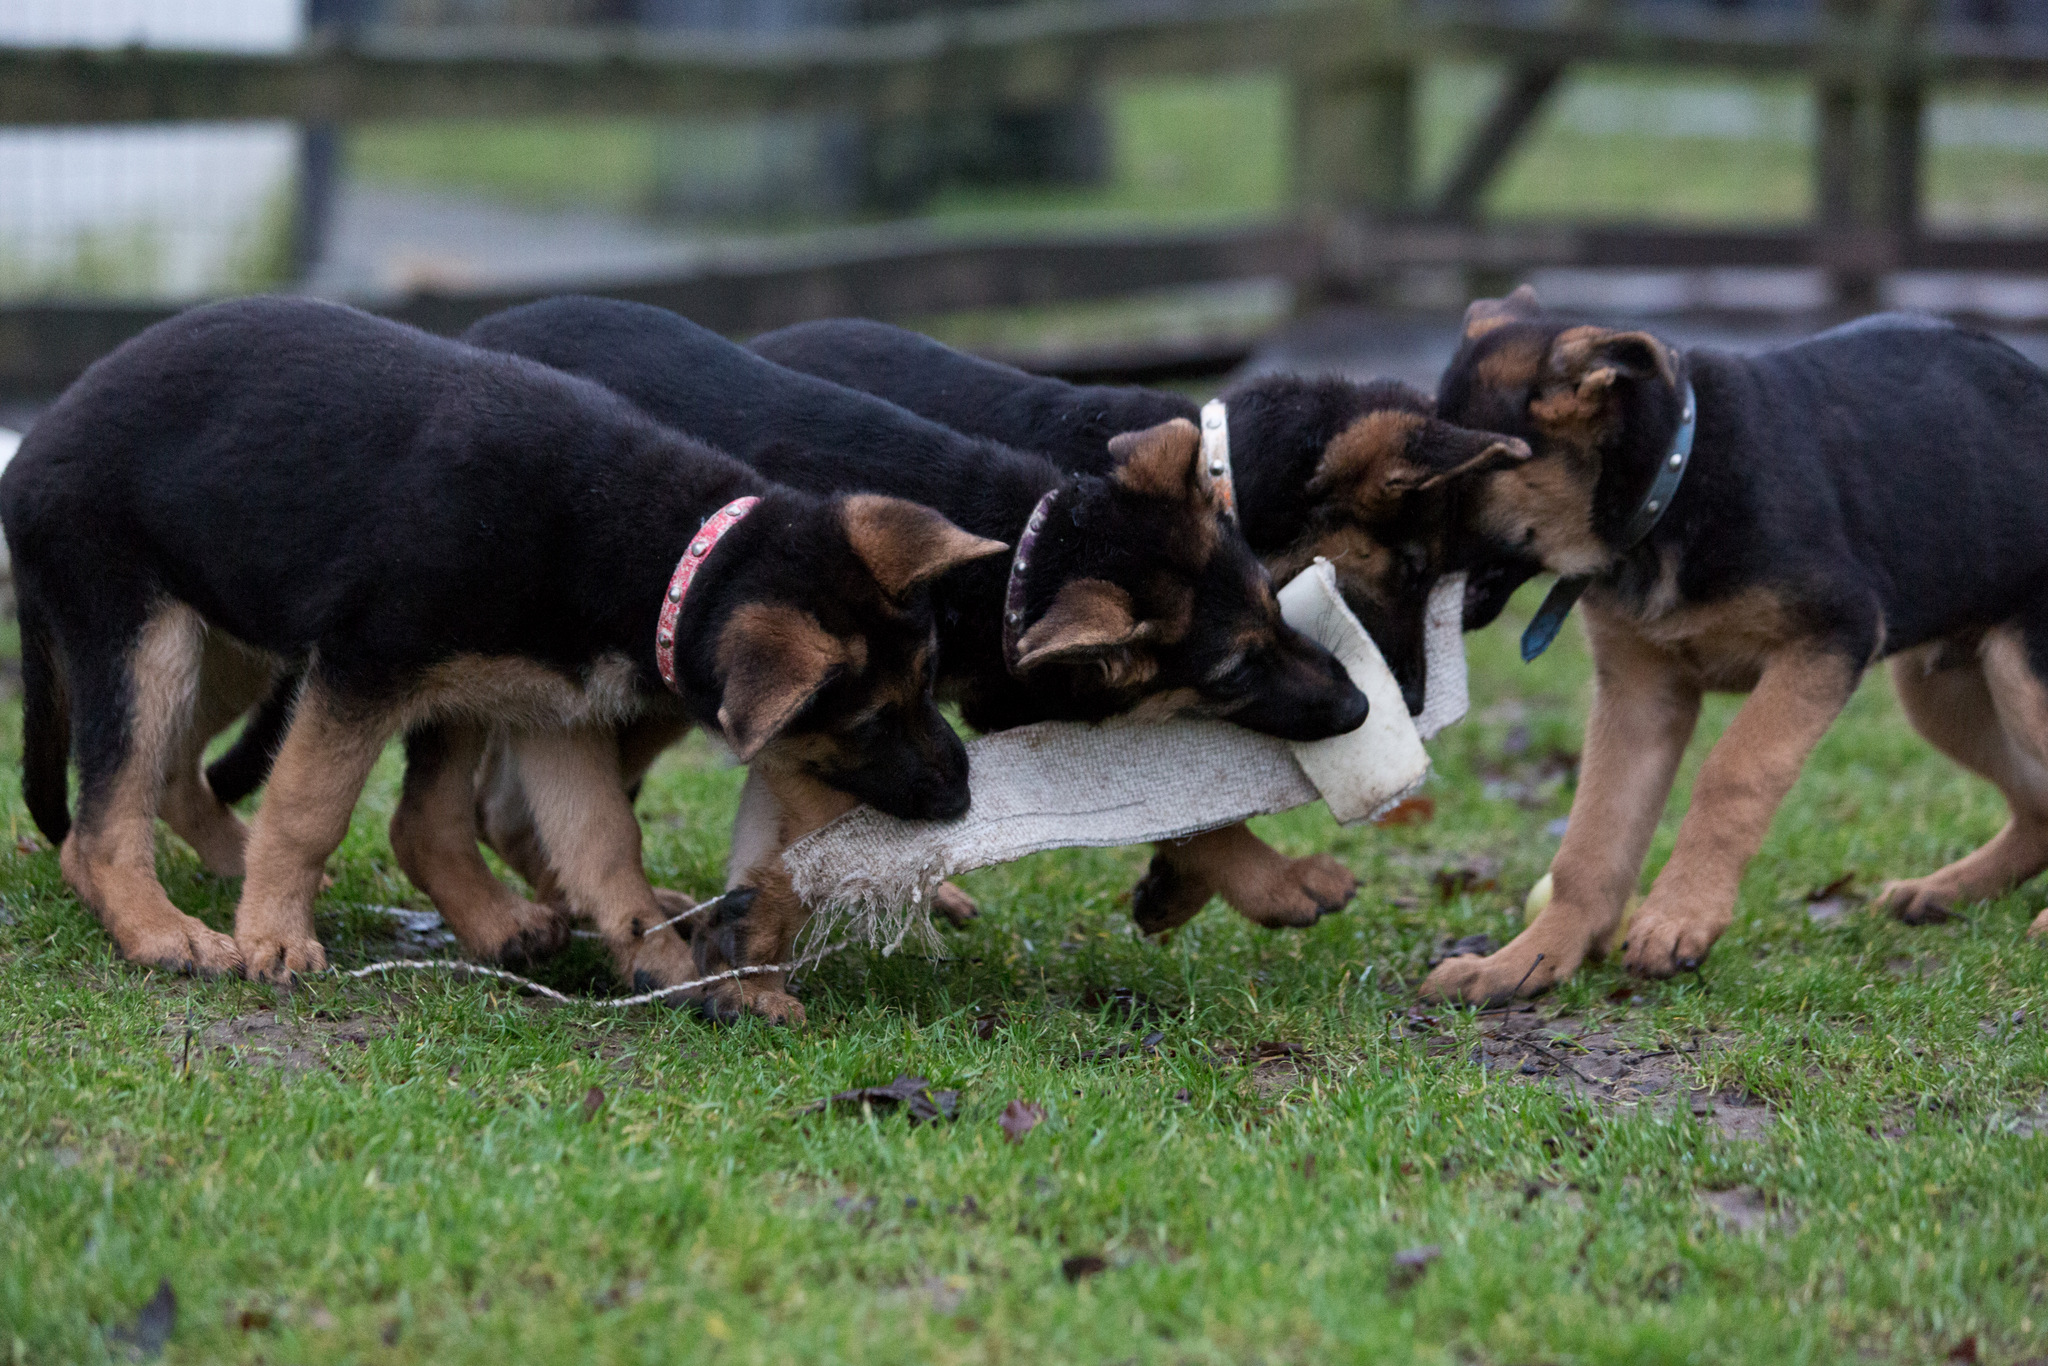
[438,296,1370,1015]
[749,317,1527,933]
[1423,286,2048,1004]
[1,297,1000,992]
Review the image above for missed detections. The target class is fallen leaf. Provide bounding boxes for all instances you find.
[15,834,40,856]
[1296,1154,1317,1180]
[1253,1041,1306,1061]
[108,1278,176,1360]
[999,1099,1046,1143]
[1079,1030,1165,1063]
[1060,1254,1107,1283]
[1374,796,1434,826]
[580,1086,605,1123]
[972,1012,1003,1041]
[800,1074,958,1124]
[1804,873,1864,924]
[1946,1335,1979,1363]
[1389,1244,1441,1291]
[1434,857,1502,902]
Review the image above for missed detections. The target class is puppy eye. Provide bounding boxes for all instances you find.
[1206,648,1251,684]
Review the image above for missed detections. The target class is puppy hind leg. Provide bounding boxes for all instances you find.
[1878,644,2048,923]
[62,606,242,975]
[391,722,569,964]
[234,681,392,982]
[158,633,276,878]
[509,725,689,991]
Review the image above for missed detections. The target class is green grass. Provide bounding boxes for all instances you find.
[6,582,2048,1362]
[346,67,2048,234]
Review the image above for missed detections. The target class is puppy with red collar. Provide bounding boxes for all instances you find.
[1425,286,2048,1003]
[1,297,1000,992]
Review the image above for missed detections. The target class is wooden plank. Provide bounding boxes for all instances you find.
[8,3,2048,128]
[16,221,2048,395]
[0,220,1318,395]
[0,0,1377,127]
[1429,62,1566,222]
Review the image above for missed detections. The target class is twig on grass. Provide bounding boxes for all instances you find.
[337,935,854,1010]
[1477,954,1545,1019]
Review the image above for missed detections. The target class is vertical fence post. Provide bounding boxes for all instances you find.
[1293,51,1416,303]
[1814,0,1925,313]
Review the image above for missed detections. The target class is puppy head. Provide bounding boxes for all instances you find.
[1265,389,1530,713]
[1009,418,1369,742]
[1436,285,1686,581]
[707,492,1005,821]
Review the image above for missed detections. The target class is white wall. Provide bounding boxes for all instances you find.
[0,1,304,299]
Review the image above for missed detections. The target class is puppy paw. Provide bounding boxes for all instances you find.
[237,933,327,984]
[1874,878,1959,925]
[1131,856,1212,937]
[622,929,700,1002]
[1620,902,1728,978]
[931,882,979,928]
[494,899,573,966]
[694,980,806,1026]
[2029,907,2048,939]
[1228,853,1357,929]
[1418,936,1570,1005]
[121,918,245,978]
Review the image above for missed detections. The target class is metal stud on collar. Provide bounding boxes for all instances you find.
[655,494,760,690]
[1001,486,1060,670]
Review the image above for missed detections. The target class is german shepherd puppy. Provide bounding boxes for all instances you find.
[1424,285,2048,1003]
[1,298,1000,991]
[749,317,1527,933]
[437,296,1371,1020]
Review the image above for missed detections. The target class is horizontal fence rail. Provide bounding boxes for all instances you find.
[9,1,2048,128]
[11,218,2048,393]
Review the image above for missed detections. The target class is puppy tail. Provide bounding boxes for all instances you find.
[204,669,298,805]
[18,591,71,846]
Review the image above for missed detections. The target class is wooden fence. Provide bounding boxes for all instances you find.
[7,0,2048,392]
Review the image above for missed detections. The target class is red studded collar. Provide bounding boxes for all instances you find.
[655,495,760,691]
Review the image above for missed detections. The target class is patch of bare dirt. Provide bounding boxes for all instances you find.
[1699,1185,1794,1234]
[165,1010,388,1076]
[1417,1006,1776,1141]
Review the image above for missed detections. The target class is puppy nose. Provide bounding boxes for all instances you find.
[1333,685,1370,733]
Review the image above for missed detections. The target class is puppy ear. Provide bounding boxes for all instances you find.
[714,603,847,761]
[1405,430,1533,493]
[1533,327,1678,435]
[1547,327,1677,396]
[1462,283,1541,338]
[841,493,1008,598]
[1108,418,1202,501]
[1013,578,1144,672]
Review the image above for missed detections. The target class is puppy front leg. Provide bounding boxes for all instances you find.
[697,761,858,1025]
[1623,648,1860,977]
[1422,610,1701,1003]
[1132,823,1356,935]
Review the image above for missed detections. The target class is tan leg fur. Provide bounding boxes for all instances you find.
[234,681,394,982]
[1422,604,1703,1003]
[1134,822,1357,935]
[61,605,244,975]
[388,721,570,963]
[1879,632,2048,927]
